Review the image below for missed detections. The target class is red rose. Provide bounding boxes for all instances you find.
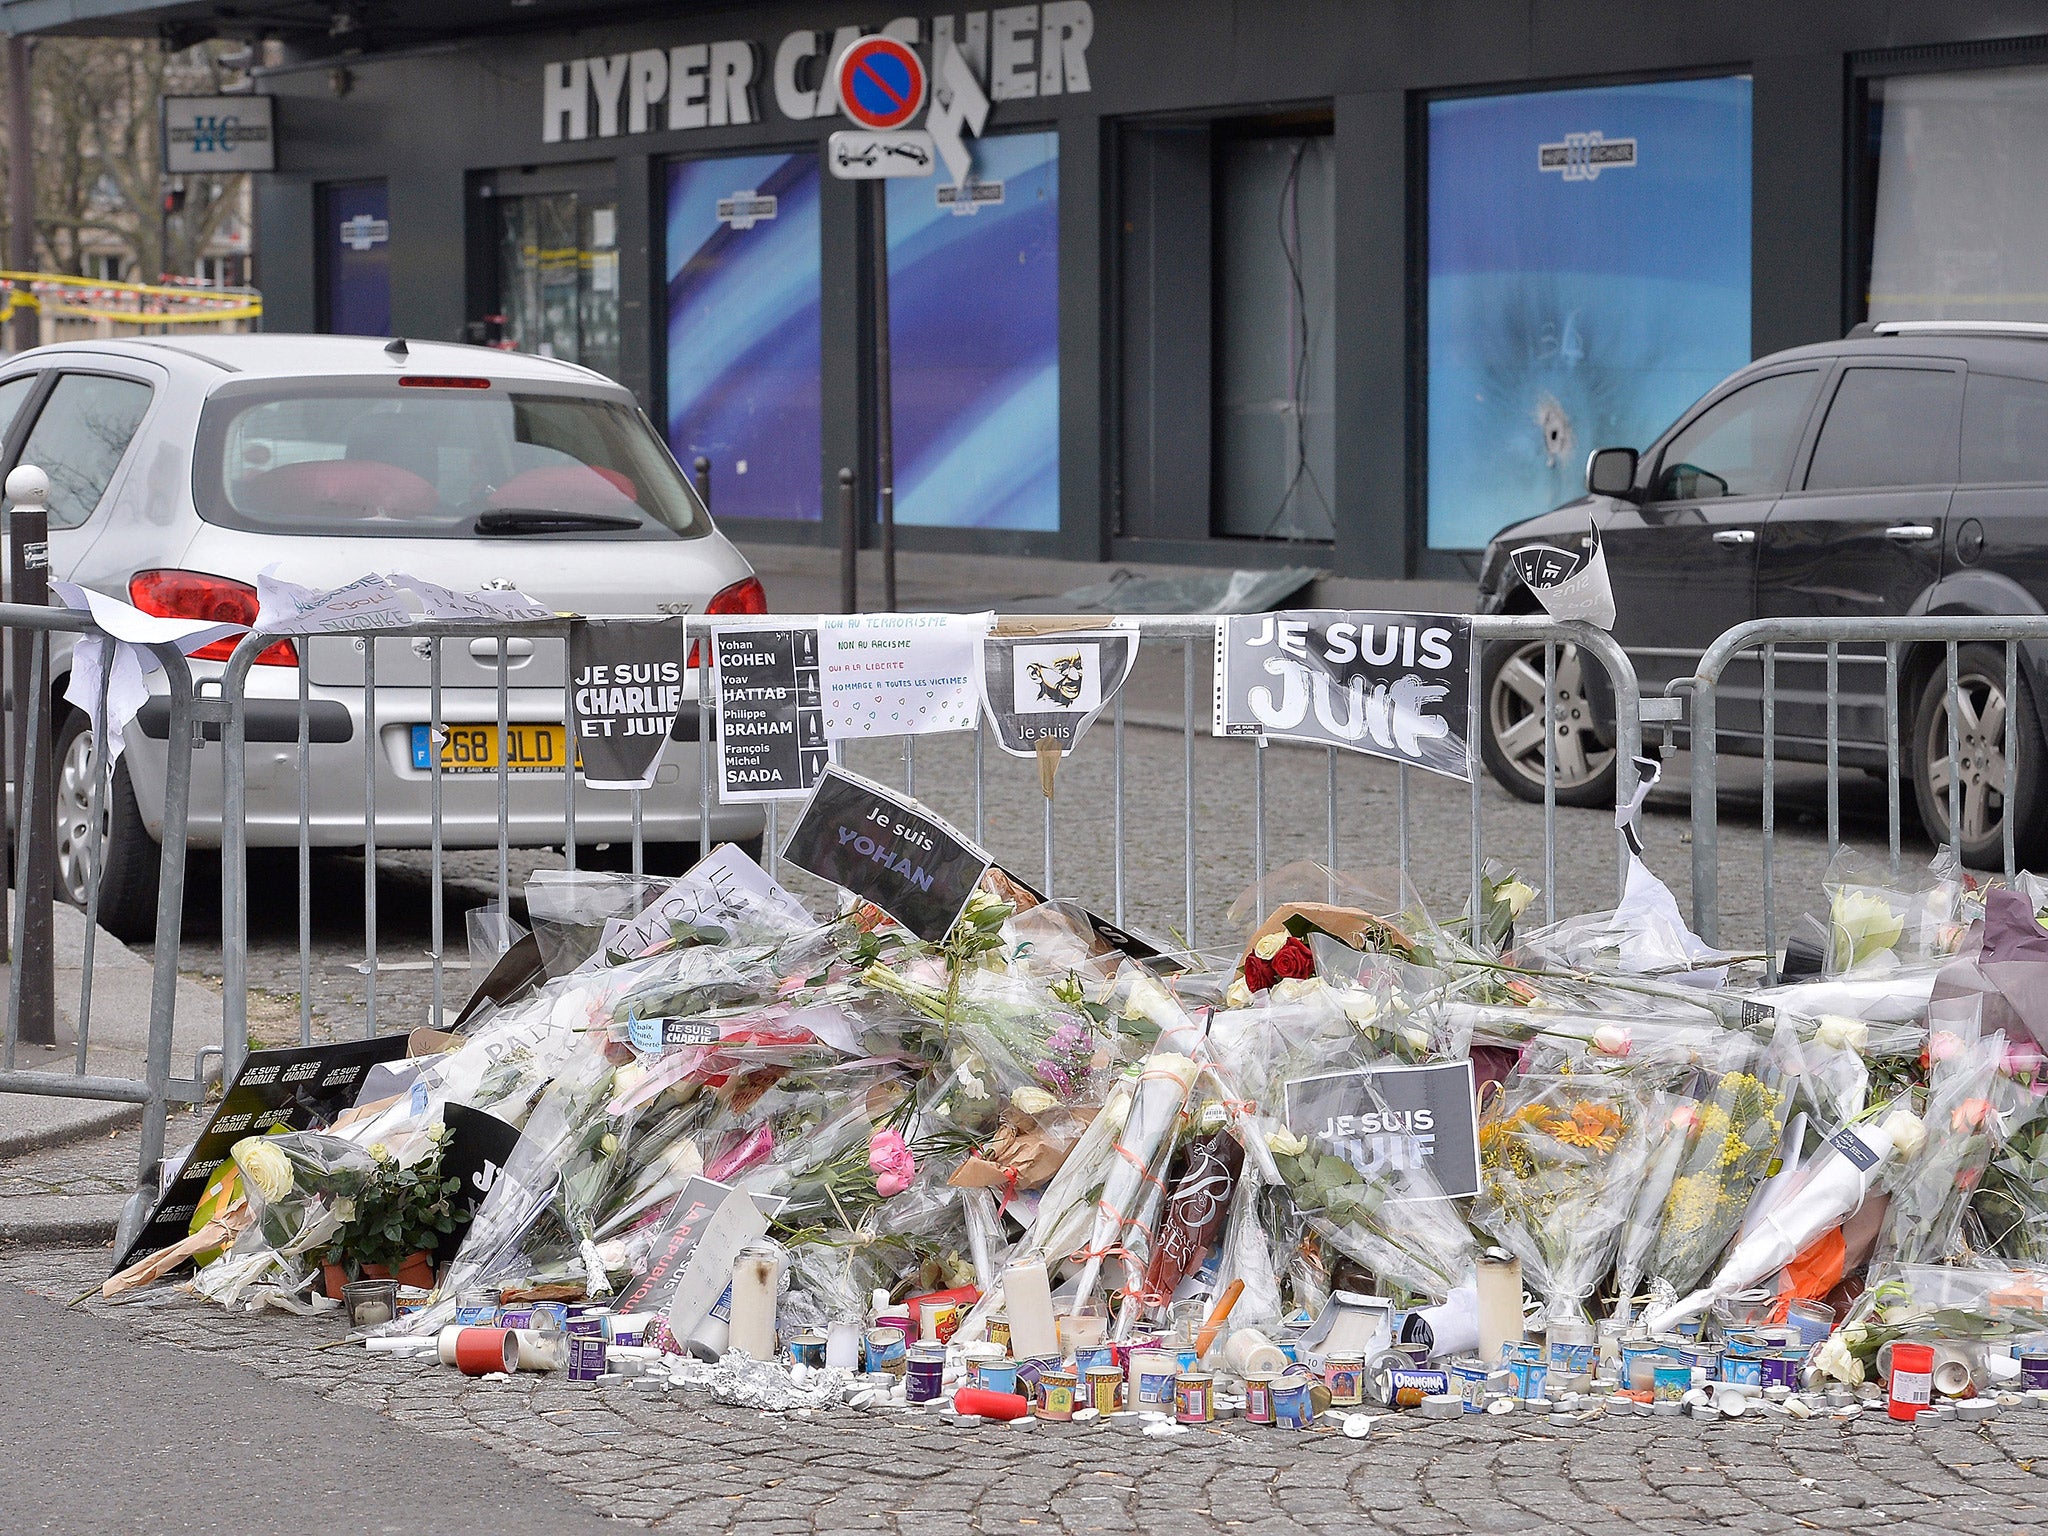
[1243,954,1277,992]
[1271,936,1315,980]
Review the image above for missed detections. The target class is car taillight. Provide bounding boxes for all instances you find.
[688,576,768,666]
[127,570,298,666]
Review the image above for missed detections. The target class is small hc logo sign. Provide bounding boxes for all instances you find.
[339,214,390,252]
[189,115,241,153]
[1538,131,1638,182]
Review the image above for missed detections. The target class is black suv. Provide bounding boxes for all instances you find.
[1476,320,2048,868]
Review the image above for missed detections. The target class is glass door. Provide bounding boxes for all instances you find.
[490,179,620,380]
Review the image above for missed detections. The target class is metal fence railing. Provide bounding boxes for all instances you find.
[1671,614,2048,966]
[212,612,1644,1065]
[0,602,204,1234]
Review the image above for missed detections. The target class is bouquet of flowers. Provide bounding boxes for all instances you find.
[1870,1027,2004,1269]
[1972,1038,2048,1264]
[1640,1060,1789,1294]
[1475,1072,1656,1322]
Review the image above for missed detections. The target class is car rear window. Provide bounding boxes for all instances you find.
[194,381,707,538]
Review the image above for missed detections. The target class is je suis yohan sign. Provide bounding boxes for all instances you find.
[539,6,1094,144]
[1213,611,1475,780]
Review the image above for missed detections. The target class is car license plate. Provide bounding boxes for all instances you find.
[409,723,569,773]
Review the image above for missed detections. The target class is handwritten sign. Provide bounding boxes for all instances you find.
[819,612,990,740]
[578,844,810,972]
[781,767,990,942]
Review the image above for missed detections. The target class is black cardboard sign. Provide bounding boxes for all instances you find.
[713,625,828,802]
[570,616,687,789]
[1280,1059,1480,1200]
[440,1103,525,1253]
[115,1033,414,1271]
[780,766,991,942]
[1214,611,1474,781]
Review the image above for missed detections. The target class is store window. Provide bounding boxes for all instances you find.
[497,191,620,379]
[885,130,1058,531]
[664,150,823,521]
[1862,64,2048,324]
[1426,76,1753,551]
[320,180,391,337]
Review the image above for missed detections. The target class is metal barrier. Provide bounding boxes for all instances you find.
[1672,614,2048,965]
[0,603,203,1220]
[215,611,1642,1062]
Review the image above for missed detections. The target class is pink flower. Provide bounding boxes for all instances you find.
[1925,1030,1967,1068]
[869,1128,915,1199]
[1590,1025,1633,1058]
[2004,1038,2047,1086]
[1951,1096,1995,1134]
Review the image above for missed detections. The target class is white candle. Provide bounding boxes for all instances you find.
[1002,1256,1060,1362]
[1477,1251,1525,1367]
[728,1245,779,1360]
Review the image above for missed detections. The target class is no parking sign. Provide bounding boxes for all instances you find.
[836,36,927,130]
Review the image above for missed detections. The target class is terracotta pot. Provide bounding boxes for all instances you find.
[396,1250,437,1290]
[360,1262,391,1281]
[321,1261,349,1302]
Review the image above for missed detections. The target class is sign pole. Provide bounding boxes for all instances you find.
[870,179,897,614]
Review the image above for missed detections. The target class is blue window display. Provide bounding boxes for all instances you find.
[1427,77,1753,551]
[886,131,1059,531]
[665,151,823,521]
[322,181,391,337]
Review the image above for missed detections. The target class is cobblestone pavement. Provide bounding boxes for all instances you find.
[0,1240,2044,1534]
[167,722,1917,1045]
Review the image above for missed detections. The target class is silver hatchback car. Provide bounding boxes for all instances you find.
[6,334,766,939]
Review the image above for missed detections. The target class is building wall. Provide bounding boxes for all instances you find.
[250,1,2048,577]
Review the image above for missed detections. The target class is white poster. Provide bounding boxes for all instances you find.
[819,612,991,739]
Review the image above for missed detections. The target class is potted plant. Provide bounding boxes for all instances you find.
[335,1126,465,1292]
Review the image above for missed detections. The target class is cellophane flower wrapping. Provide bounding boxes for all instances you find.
[1972,1036,2048,1264]
[1475,1072,1656,1322]
[1871,1022,2004,1268]
[194,1134,375,1305]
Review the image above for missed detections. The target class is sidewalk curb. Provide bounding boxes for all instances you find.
[0,1100,140,1162]
[0,1206,119,1248]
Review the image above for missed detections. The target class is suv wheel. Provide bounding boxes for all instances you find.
[1480,637,1618,807]
[1911,644,2048,871]
[52,712,161,943]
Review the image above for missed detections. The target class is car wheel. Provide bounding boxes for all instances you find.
[52,712,161,943]
[1910,644,2048,871]
[1479,636,1618,807]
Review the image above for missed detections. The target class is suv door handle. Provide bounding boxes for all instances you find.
[1712,529,1756,546]
[1884,524,1937,543]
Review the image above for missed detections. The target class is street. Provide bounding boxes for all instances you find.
[0,1218,2043,1536]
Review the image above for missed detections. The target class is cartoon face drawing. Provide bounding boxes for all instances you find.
[1024,652,1086,708]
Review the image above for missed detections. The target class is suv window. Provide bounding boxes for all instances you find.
[0,375,37,444]
[1804,366,1962,492]
[1962,372,2048,484]
[1653,370,1818,500]
[12,373,153,529]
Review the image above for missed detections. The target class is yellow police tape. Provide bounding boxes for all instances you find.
[0,269,263,326]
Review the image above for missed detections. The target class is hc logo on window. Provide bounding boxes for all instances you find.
[1537,131,1638,182]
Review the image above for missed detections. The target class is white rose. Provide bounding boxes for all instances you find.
[1495,878,1537,919]
[1340,990,1382,1027]
[1399,1024,1434,1053]
[1270,977,1322,1004]
[1011,1086,1057,1117]
[1225,976,1254,1010]
[1814,1015,1869,1053]
[1252,932,1289,962]
[1882,1110,1927,1162]
[1266,1125,1309,1156]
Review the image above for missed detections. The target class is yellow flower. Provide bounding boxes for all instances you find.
[1552,1100,1623,1152]
[1266,1125,1309,1157]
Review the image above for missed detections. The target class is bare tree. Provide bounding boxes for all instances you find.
[0,37,248,282]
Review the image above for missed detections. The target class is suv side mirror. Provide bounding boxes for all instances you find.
[1586,446,1639,499]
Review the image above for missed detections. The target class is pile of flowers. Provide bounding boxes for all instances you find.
[99,826,2048,1416]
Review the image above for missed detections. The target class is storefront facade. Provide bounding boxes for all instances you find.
[16,0,2048,578]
